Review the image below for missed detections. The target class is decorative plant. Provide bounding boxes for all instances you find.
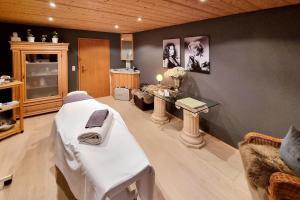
[41,35,47,42]
[52,31,58,38]
[27,29,34,37]
[164,67,186,79]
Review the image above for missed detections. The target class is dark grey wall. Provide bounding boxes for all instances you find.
[133,5,300,147]
[0,22,123,92]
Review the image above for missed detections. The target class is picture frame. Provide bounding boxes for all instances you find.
[163,38,181,68]
[184,36,210,74]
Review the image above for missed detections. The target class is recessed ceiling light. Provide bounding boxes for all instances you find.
[199,0,207,2]
[49,2,56,8]
[48,17,54,21]
[114,25,119,29]
[137,17,142,22]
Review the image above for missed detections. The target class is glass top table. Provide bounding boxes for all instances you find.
[151,91,219,114]
[146,88,219,149]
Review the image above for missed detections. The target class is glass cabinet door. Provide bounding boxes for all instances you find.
[25,53,59,100]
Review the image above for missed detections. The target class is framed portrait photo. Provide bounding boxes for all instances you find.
[184,36,210,74]
[163,38,181,68]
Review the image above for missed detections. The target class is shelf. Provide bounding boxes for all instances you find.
[0,121,22,140]
[27,85,57,90]
[0,80,22,90]
[26,62,58,65]
[0,103,20,112]
[27,74,58,78]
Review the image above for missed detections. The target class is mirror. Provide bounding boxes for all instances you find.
[121,34,133,60]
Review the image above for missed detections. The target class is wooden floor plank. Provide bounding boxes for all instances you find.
[0,96,251,200]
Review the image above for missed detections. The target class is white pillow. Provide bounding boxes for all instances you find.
[67,90,88,96]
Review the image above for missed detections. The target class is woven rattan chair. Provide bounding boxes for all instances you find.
[242,132,300,200]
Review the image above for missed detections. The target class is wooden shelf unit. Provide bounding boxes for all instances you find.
[10,42,69,117]
[0,103,20,112]
[0,81,24,140]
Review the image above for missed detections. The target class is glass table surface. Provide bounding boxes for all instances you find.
[152,91,219,113]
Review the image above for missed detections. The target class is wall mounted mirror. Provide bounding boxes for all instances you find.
[121,34,133,61]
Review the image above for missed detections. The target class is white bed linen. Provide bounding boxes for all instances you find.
[53,99,154,200]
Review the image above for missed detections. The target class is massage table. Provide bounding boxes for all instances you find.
[52,96,155,200]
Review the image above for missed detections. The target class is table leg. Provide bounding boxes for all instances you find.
[151,96,169,124]
[179,109,205,148]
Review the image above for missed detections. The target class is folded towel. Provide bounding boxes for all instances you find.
[77,132,103,145]
[85,109,109,128]
[63,93,92,105]
[78,111,113,145]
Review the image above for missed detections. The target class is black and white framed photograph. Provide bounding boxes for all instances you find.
[163,38,181,68]
[184,36,210,74]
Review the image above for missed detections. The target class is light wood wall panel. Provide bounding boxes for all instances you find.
[0,0,299,33]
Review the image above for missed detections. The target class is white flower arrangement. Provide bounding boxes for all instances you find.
[164,67,186,79]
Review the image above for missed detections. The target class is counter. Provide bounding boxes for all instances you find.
[110,69,140,97]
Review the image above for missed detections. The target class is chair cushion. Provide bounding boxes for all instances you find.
[280,126,300,176]
[239,143,294,189]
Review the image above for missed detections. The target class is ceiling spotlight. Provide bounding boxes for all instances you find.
[137,17,142,22]
[114,25,119,29]
[48,17,54,21]
[49,2,56,8]
[199,0,207,2]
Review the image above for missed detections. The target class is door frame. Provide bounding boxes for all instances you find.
[77,38,110,91]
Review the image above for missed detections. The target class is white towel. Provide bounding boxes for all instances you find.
[78,112,113,145]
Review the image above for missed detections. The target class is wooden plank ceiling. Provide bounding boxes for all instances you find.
[0,0,299,33]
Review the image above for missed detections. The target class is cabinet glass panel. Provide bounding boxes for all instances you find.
[25,54,58,100]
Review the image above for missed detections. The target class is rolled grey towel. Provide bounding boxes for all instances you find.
[78,132,103,145]
[78,111,113,145]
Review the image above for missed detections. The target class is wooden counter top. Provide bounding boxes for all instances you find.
[110,68,140,74]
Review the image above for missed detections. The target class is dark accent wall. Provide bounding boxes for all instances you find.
[0,22,123,91]
[133,5,300,147]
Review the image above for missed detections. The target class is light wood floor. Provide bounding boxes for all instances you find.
[0,96,251,200]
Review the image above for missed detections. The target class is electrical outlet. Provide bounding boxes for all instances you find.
[72,66,76,71]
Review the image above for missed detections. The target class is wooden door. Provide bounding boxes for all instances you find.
[78,38,110,97]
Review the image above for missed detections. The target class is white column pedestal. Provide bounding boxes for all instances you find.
[151,96,169,124]
[179,109,205,148]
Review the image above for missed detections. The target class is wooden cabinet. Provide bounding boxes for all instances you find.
[110,71,140,97]
[10,42,69,117]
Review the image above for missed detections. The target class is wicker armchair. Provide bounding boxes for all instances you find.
[242,132,300,200]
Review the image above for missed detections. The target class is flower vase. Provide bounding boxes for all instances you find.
[27,36,35,42]
[172,77,182,91]
[52,37,58,43]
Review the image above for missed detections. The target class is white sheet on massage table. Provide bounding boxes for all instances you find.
[54,99,154,200]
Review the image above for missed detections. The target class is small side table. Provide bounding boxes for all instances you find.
[151,96,169,124]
